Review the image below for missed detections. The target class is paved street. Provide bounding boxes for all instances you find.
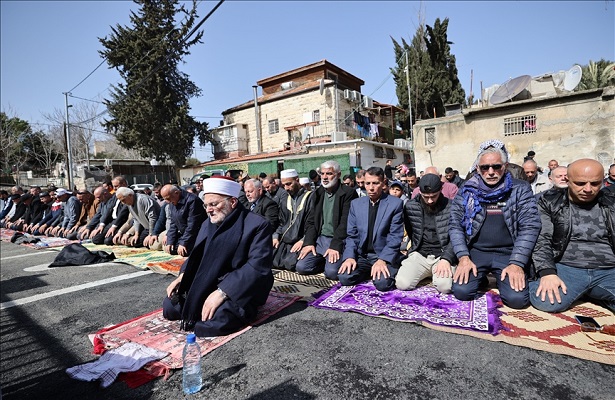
[1,241,614,400]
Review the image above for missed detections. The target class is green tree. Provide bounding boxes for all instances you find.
[577,59,615,91]
[391,17,465,127]
[99,0,209,167]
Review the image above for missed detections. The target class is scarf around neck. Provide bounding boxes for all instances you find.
[460,172,513,235]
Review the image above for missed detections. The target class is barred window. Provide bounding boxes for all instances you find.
[385,148,396,159]
[425,127,436,146]
[504,114,536,136]
[268,119,279,134]
[344,110,352,127]
[374,146,384,158]
[312,110,320,122]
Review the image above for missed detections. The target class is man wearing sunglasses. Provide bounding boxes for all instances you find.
[449,140,541,309]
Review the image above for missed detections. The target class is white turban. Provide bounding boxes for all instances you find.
[202,176,241,198]
[280,169,298,179]
[299,177,310,185]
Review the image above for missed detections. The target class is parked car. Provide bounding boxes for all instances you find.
[130,183,153,192]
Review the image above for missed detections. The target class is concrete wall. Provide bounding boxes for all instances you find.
[413,88,615,174]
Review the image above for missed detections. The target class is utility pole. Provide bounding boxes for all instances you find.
[63,92,74,190]
[405,49,413,147]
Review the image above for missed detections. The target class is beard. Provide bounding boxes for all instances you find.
[208,199,233,225]
[420,196,440,214]
[321,175,339,189]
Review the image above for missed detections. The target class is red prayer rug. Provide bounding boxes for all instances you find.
[423,290,615,365]
[91,291,300,386]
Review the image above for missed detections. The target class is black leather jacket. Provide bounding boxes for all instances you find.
[532,188,615,277]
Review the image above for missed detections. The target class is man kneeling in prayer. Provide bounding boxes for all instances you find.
[163,176,274,337]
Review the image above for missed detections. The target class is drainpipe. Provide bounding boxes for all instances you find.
[253,85,262,153]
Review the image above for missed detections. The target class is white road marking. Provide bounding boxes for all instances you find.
[2,251,55,260]
[0,270,153,310]
[24,262,127,272]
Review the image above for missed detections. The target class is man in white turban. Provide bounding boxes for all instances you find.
[163,176,274,337]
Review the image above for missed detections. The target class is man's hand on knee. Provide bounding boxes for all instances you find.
[201,289,227,321]
[298,245,316,260]
[453,256,477,285]
[535,275,567,304]
[338,258,356,275]
[371,259,390,280]
[501,264,526,292]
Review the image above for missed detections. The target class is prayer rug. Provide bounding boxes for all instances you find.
[0,228,78,248]
[422,290,615,365]
[81,243,184,272]
[272,269,336,301]
[92,291,300,384]
[310,282,502,334]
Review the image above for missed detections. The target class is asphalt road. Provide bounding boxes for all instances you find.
[1,241,614,400]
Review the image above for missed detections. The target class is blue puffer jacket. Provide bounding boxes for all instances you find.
[449,177,541,268]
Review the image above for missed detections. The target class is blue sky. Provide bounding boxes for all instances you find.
[2,1,614,161]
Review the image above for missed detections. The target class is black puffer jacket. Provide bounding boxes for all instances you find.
[532,188,615,277]
[403,195,456,264]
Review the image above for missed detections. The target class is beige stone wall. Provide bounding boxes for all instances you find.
[413,90,615,174]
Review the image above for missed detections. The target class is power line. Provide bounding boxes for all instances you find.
[73,0,225,126]
[68,94,105,104]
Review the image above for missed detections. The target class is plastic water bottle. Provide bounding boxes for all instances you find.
[182,333,202,394]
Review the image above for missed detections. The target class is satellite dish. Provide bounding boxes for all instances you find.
[319,78,325,95]
[489,75,532,105]
[563,65,582,91]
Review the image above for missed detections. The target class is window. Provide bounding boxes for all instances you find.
[374,146,384,158]
[385,148,396,159]
[312,110,320,122]
[268,119,279,134]
[425,127,436,146]
[504,114,536,136]
[345,110,352,127]
[327,72,338,82]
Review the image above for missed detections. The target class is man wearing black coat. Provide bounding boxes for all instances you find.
[396,174,457,293]
[297,160,358,280]
[244,179,279,231]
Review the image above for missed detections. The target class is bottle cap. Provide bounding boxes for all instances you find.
[186,333,196,343]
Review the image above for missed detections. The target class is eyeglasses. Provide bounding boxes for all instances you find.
[204,198,230,210]
[478,164,503,172]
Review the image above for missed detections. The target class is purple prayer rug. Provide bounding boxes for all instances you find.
[310,282,503,334]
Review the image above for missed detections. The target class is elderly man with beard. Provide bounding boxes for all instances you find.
[530,159,615,312]
[450,140,541,309]
[163,176,274,337]
[549,166,568,189]
[396,174,457,294]
[272,169,313,271]
[297,160,358,279]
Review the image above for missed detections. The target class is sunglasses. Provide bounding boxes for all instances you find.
[478,164,503,172]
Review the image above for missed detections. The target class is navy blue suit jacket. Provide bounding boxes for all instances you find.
[342,193,404,265]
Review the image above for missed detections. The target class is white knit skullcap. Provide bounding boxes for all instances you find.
[299,177,310,185]
[280,169,299,179]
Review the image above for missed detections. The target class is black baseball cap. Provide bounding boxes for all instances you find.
[419,174,443,194]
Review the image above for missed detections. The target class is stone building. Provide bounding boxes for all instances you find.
[413,86,615,174]
[192,60,412,180]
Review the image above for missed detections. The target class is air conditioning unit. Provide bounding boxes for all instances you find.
[280,81,295,90]
[343,89,352,100]
[394,139,412,150]
[352,91,362,102]
[331,132,347,142]
[362,96,373,108]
